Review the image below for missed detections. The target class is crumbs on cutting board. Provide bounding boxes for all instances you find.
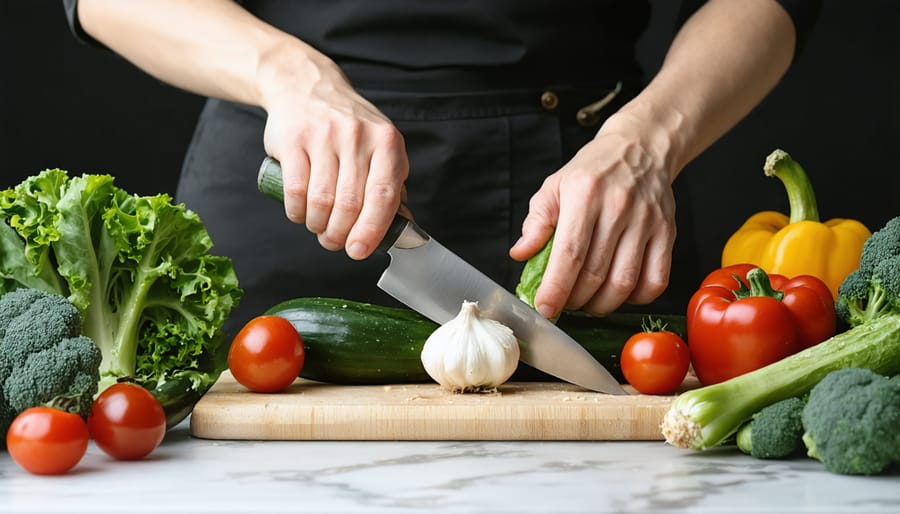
[560,395,588,402]
[399,386,503,403]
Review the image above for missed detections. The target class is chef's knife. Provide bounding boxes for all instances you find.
[257,157,627,395]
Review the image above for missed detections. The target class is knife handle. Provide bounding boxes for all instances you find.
[257,156,419,253]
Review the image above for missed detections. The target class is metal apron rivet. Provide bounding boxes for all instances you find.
[576,81,623,128]
[540,91,559,110]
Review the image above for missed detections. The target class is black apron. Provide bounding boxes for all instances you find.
[177,1,701,337]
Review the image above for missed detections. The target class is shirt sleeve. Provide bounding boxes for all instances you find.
[61,0,109,50]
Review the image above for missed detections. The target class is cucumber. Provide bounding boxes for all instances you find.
[266,297,686,385]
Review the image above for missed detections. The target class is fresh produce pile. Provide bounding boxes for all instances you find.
[2,288,168,474]
[6,147,890,477]
[236,148,897,476]
[661,186,900,476]
[0,169,243,428]
[0,168,242,474]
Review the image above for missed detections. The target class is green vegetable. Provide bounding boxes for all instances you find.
[266,297,439,384]
[0,169,243,428]
[736,397,806,459]
[801,367,900,475]
[266,297,686,385]
[0,288,102,436]
[836,216,900,327]
[516,235,554,310]
[661,215,900,451]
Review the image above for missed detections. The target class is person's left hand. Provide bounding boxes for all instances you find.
[509,111,678,318]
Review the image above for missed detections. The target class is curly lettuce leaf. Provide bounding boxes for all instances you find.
[0,169,242,426]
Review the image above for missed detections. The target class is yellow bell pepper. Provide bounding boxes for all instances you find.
[722,149,871,299]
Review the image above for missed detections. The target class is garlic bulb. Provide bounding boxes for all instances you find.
[420,301,520,392]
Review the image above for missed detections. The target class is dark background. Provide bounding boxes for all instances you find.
[2,1,898,276]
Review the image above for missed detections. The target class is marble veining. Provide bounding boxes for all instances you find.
[0,419,897,514]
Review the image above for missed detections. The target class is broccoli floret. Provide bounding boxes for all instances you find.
[836,217,900,326]
[736,397,806,459]
[0,288,101,436]
[801,368,900,475]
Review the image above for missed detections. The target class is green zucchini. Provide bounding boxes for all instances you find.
[265,297,686,385]
[515,234,554,310]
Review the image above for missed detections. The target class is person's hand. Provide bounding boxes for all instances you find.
[261,50,409,260]
[509,111,678,318]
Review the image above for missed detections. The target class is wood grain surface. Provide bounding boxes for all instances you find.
[189,372,698,441]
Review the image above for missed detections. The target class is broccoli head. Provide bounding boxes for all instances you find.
[0,288,101,436]
[801,367,900,475]
[736,396,806,459]
[836,216,900,326]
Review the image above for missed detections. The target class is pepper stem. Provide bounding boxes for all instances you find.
[763,149,820,223]
[733,268,784,301]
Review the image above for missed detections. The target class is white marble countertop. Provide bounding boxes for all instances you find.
[1,418,897,514]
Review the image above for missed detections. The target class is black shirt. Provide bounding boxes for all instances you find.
[64,0,820,92]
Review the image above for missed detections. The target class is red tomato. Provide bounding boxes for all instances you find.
[88,382,167,460]
[687,265,836,385]
[228,315,305,393]
[620,329,691,395]
[6,407,89,475]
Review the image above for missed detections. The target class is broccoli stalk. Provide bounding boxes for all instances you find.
[663,214,900,451]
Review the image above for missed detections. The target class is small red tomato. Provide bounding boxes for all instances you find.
[7,407,89,475]
[620,326,691,395]
[88,382,167,460]
[228,315,305,393]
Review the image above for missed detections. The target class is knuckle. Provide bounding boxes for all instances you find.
[375,123,404,147]
[307,189,335,210]
[333,190,362,215]
[367,182,400,207]
[283,181,309,200]
[556,239,587,264]
[578,265,607,288]
[608,272,638,295]
[644,275,669,296]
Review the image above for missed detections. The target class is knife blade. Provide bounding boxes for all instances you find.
[258,157,627,395]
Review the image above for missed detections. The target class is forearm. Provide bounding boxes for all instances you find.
[76,0,327,110]
[609,0,796,179]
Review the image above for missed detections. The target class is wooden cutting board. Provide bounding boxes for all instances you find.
[189,371,698,441]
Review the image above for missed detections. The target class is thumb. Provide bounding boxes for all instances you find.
[509,187,559,261]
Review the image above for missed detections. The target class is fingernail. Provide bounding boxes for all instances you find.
[536,304,555,319]
[348,242,367,260]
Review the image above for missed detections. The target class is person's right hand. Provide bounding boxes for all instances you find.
[260,48,409,260]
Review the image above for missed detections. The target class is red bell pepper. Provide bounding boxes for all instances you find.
[687,264,836,386]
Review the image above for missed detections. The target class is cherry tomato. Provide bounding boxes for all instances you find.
[88,382,167,460]
[228,315,305,393]
[620,328,690,395]
[6,407,89,475]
